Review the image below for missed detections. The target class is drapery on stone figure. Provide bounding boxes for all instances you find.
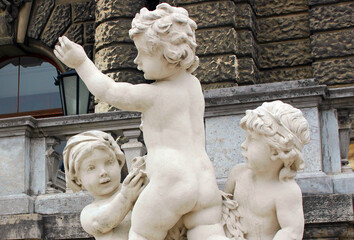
[55,3,229,240]
[63,130,146,240]
[224,101,310,240]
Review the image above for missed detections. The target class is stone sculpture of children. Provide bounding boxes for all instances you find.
[55,3,229,240]
[63,130,146,240]
[224,100,310,240]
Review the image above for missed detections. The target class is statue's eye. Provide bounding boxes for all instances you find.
[87,165,95,171]
[106,159,114,165]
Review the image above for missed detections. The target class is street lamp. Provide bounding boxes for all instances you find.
[55,70,91,115]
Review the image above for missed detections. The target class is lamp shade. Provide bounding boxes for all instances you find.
[55,70,91,115]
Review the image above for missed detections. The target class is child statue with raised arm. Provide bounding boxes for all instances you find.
[224,101,310,240]
[55,3,229,240]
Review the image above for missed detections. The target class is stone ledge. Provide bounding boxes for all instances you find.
[0,194,34,215]
[0,214,42,239]
[296,173,334,194]
[333,173,354,194]
[35,192,93,214]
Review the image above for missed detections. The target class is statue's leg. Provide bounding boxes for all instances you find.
[129,176,198,240]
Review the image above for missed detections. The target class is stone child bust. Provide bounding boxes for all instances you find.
[63,130,146,240]
[224,101,310,240]
[55,3,229,240]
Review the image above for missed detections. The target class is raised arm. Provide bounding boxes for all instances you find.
[54,36,153,112]
[273,182,304,240]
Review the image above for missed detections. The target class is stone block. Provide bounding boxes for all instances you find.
[237,57,259,85]
[106,70,145,84]
[41,4,71,47]
[30,138,46,195]
[236,30,258,60]
[72,0,95,23]
[0,136,30,196]
[313,57,354,85]
[85,22,95,44]
[96,0,145,23]
[311,29,354,59]
[296,173,333,194]
[308,0,344,6]
[65,24,83,45]
[176,0,208,4]
[254,0,308,17]
[333,173,354,194]
[195,55,237,84]
[303,194,354,223]
[196,28,237,56]
[0,214,42,239]
[84,44,93,60]
[310,2,354,31]
[95,19,132,50]
[184,1,236,29]
[260,66,313,83]
[95,44,137,71]
[27,0,55,39]
[202,82,237,91]
[259,39,311,68]
[304,222,354,239]
[0,194,34,215]
[234,3,256,30]
[35,192,93,214]
[257,13,310,42]
[42,213,91,239]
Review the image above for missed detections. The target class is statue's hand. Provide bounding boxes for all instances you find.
[121,168,146,203]
[54,36,87,69]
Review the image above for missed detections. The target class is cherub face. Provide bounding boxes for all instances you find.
[241,131,273,172]
[77,148,121,198]
[133,35,179,80]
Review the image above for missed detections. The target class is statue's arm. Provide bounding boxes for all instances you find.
[273,182,304,240]
[224,165,244,195]
[54,36,154,112]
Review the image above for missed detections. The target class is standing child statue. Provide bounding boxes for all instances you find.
[55,3,229,240]
[63,130,146,240]
[223,100,310,240]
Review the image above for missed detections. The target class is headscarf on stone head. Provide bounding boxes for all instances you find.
[63,130,125,192]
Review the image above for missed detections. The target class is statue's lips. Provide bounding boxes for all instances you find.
[99,178,111,184]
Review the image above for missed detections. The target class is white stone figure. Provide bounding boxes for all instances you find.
[55,3,229,240]
[63,130,146,240]
[224,101,310,240]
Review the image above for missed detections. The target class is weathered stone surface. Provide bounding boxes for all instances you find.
[296,173,333,194]
[234,3,256,30]
[311,29,354,59]
[308,0,344,6]
[85,22,95,44]
[259,39,311,68]
[96,0,145,23]
[196,28,237,56]
[201,82,237,90]
[0,214,42,239]
[41,4,71,47]
[84,44,93,60]
[184,1,236,29]
[95,44,137,71]
[310,2,354,31]
[42,213,91,239]
[195,55,237,84]
[313,57,354,85]
[254,0,308,17]
[73,0,95,23]
[257,13,310,42]
[236,30,258,60]
[237,57,259,85]
[27,0,55,39]
[304,222,354,239]
[95,19,132,50]
[0,194,33,215]
[65,24,83,45]
[260,66,313,83]
[106,70,145,84]
[176,0,207,4]
[303,194,354,223]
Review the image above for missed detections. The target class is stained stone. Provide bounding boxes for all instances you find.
[73,0,95,23]
[259,39,311,68]
[312,57,354,85]
[65,24,83,45]
[95,19,132,50]
[309,2,354,31]
[311,29,354,59]
[308,0,344,6]
[27,0,55,39]
[254,0,308,17]
[237,57,259,85]
[196,55,238,84]
[234,3,256,30]
[85,22,95,44]
[95,44,137,71]
[41,4,71,47]
[257,13,310,42]
[106,71,145,84]
[260,66,313,83]
[236,30,258,60]
[196,28,237,56]
[96,0,145,23]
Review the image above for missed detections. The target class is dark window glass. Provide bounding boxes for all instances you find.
[0,56,61,115]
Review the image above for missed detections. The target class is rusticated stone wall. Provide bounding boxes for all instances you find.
[27,0,95,61]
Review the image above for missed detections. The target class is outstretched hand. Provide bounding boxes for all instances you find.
[54,36,88,69]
